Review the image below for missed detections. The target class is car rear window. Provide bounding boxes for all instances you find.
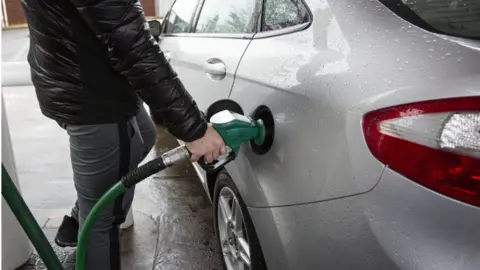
[381,0,480,39]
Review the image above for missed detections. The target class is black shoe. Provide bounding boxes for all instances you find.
[54,215,79,247]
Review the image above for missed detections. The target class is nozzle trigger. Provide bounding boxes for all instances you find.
[197,151,235,173]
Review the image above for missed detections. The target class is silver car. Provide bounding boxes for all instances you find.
[151,0,480,269]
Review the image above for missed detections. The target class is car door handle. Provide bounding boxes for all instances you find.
[204,60,226,76]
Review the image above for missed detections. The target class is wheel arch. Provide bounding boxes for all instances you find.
[206,171,218,200]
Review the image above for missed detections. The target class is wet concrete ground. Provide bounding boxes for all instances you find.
[2,29,222,269]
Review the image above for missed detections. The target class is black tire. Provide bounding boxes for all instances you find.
[213,170,267,270]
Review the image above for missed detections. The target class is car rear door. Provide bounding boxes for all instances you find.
[159,0,259,112]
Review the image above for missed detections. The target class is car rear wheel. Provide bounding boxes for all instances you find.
[213,170,267,270]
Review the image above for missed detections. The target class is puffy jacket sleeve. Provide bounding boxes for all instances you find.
[67,0,207,142]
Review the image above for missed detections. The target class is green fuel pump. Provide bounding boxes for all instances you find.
[2,109,272,270]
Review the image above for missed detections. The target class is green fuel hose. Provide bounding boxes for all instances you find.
[1,145,189,270]
[76,145,190,270]
[75,182,126,270]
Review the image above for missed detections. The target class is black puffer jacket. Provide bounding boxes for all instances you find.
[21,0,207,142]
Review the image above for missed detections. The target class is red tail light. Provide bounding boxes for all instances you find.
[362,97,480,207]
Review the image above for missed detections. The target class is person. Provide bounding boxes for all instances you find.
[21,0,226,269]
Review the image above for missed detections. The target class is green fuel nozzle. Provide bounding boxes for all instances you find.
[211,110,265,155]
[198,110,265,173]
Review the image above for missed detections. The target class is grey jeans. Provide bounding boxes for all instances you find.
[66,106,155,269]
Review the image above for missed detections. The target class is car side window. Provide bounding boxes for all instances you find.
[262,0,309,31]
[163,0,199,34]
[195,0,257,34]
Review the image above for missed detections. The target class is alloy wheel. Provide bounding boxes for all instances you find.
[217,186,251,270]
